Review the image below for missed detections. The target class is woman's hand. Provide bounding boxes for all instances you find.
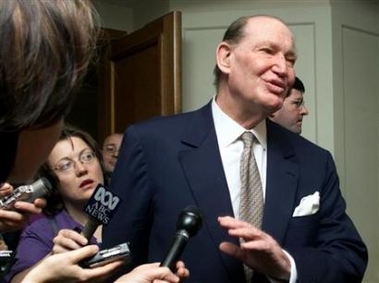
[0,182,46,232]
[22,245,123,283]
[114,261,190,283]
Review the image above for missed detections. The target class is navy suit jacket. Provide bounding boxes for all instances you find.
[103,101,367,283]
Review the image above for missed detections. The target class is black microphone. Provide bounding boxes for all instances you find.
[0,178,52,210]
[81,184,122,241]
[160,206,203,271]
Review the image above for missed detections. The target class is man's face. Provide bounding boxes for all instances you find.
[270,89,309,134]
[217,17,297,120]
[102,134,123,172]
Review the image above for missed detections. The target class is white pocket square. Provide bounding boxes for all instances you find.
[292,191,320,217]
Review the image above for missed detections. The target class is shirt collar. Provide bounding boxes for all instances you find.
[212,97,267,149]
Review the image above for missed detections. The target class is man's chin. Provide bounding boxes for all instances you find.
[294,127,302,134]
[267,102,283,115]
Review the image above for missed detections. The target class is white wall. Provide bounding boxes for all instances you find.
[131,0,170,30]
[93,0,133,32]
[331,2,379,282]
[177,2,332,148]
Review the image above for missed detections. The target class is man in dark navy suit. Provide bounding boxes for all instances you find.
[103,15,367,283]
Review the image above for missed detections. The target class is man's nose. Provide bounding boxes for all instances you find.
[300,105,309,115]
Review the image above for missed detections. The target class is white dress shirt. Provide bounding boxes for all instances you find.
[212,98,267,218]
[211,97,297,283]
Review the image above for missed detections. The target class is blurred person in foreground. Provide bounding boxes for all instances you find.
[103,15,367,283]
[0,0,189,282]
[270,76,308,134]
[0,0,99,232]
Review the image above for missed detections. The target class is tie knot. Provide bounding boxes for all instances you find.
[241,131,254,148]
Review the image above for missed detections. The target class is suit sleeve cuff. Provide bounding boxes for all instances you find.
[268,249,298,283]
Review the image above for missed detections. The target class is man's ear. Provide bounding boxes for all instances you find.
[216,42,232,75]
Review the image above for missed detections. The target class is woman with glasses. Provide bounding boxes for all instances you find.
[7,125,189,283]
[6,126,107,282]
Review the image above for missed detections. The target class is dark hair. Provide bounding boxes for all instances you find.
[38,125,105,216]
[213,16,250,91]
[285,76,305,98]
[0,0,98,132]
[292,76,305,93]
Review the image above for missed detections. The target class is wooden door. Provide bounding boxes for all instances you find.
[66,28,127,141]
[97,11,182,142]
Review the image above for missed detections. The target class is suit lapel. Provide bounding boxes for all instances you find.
[176,107,300,280]
[263,120,299,244]
[179,102,245,282]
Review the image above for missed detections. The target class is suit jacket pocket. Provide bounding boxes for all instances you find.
[284,213,319,248]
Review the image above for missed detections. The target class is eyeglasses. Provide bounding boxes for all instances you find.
[103,144,119,155]
[53,150,97,173]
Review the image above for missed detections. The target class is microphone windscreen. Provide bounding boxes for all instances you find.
[81,184,122,240]
[160,205,203,270]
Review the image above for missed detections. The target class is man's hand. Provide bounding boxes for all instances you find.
[218,216,291,280]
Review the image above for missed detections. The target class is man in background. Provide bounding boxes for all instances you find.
[102,133,123,182]
[270,76,308,134]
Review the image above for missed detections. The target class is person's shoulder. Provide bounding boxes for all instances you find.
[142,104,209,125]
[24,210,70,232]
[22,213,52,233]
[268,120,329,154]
[127,102,212,134]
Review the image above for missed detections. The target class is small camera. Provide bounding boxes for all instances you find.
[0,178,52,210]
[80,242,132,268]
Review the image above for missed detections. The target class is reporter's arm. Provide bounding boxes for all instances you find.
[0,198,45,232]
[22,245,122,283]
[0,182,45,232]
[114,261,189,283]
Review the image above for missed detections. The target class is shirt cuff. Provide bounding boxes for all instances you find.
[268,249,298,283]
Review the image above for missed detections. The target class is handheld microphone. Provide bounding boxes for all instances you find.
[0,178,52,210]
[81,184,122,241]
[160,206,203,271]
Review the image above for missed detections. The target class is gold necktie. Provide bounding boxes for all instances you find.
[239,131,264,282]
